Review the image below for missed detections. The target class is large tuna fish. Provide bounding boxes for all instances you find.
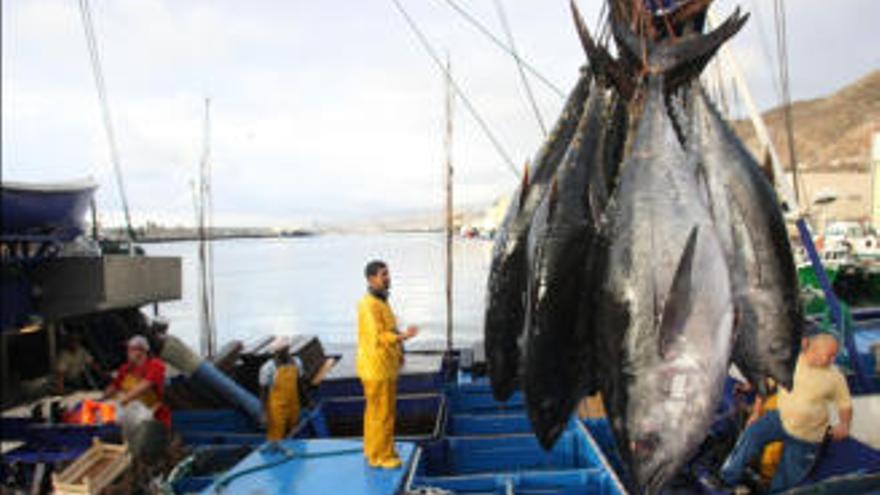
[593,75,735,494]
[524,79,625,448]
[484,69,591,401]
[689,86,801,390]
[585,10,748,485]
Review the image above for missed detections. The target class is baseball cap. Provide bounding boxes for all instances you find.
[127,335,150,352]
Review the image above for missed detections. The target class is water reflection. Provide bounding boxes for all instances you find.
[145,233,492,351]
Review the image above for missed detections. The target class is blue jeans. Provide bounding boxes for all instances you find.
[720,410,820,492]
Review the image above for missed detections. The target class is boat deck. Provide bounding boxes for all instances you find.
[198,439,416,495]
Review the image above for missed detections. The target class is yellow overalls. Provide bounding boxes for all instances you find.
[119,373,160,409]
[759,393,784,481]
[357,293,402,467]
[266,363,301,441]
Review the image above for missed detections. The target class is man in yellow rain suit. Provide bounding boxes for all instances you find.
[259,338,303,441]
[357,260,418,469]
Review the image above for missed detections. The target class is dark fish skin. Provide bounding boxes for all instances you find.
[593,78,734,495]
[524,81,617,449]
[690,86,802,390]
[485,69,591,401]
[573,90,629,404]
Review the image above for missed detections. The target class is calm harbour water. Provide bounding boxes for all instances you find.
[144,233,493,352]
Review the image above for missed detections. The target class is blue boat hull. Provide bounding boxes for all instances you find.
[1,180,97,242]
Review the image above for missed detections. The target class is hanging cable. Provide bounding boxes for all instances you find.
[748,0,782,103]
[390,0,519,177]
[77,0,135,241]
[492,0,547,137]
[595,1,612,47]
[773,0,801,204]
[440,0,565,99]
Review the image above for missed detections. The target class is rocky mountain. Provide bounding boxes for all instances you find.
[731,70,880,172]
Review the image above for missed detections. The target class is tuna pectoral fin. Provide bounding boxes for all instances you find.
[658,227,698,358]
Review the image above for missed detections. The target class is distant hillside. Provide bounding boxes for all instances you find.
[731,70,880,172]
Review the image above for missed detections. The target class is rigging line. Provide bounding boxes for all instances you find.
[440,0,565,98]
[390,0,519,177]
[748,0,782,102]
[492,0,547,136]
[596,2,612,48]
[77,0,135,241]
[773,0,801,204]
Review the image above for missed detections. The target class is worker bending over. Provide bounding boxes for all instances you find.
[103,335,171,428]
[720,332,853,492]
[259,338,303,441]
[357,260,418,469]
[56,332,104,393]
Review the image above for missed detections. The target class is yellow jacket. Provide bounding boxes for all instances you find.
[356,293,402,381]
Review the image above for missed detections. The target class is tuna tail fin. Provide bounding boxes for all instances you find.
[613,8,748,81]
[667,0,714,33]
[658,226,698,358]
[570,0,634,99]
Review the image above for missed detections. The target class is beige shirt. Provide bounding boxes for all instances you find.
[56,347,94,382]
[778,355,852,443]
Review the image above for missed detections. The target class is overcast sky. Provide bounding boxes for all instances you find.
[3,0,878,227]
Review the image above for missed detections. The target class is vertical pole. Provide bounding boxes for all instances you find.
[0,334,8,404]
[90,197,99,240]
[872,132,880,228]
[796,219,869,392]
[198,98,215,358]
[444,55,454,352]
[47,322,57,380]
[205,98,216,358]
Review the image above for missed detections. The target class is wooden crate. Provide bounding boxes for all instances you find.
[53,438,131,495]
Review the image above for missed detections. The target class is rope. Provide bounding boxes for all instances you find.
[492,0,547,137]
[595,1,612,47]
[390,0,519,177]
[772,0,802,203]
[748,0,782,103]
[439,0,565,99]
[77,0,135,241]
[213,446,365,493]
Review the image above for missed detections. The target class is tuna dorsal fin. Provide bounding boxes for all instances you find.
[761,148,775,186]
[519,160,531,211]
[658,226,698,358]
[548,177,560,222]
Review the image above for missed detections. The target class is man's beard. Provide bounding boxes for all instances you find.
[369,285,389,300]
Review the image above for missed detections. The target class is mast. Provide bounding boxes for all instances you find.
[444,56,455,352]
[197,98,216,358]
[77,0,135,246]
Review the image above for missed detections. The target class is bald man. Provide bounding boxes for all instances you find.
[721,333,853,492]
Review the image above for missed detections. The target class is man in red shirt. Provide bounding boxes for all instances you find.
[103,335,171,428]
